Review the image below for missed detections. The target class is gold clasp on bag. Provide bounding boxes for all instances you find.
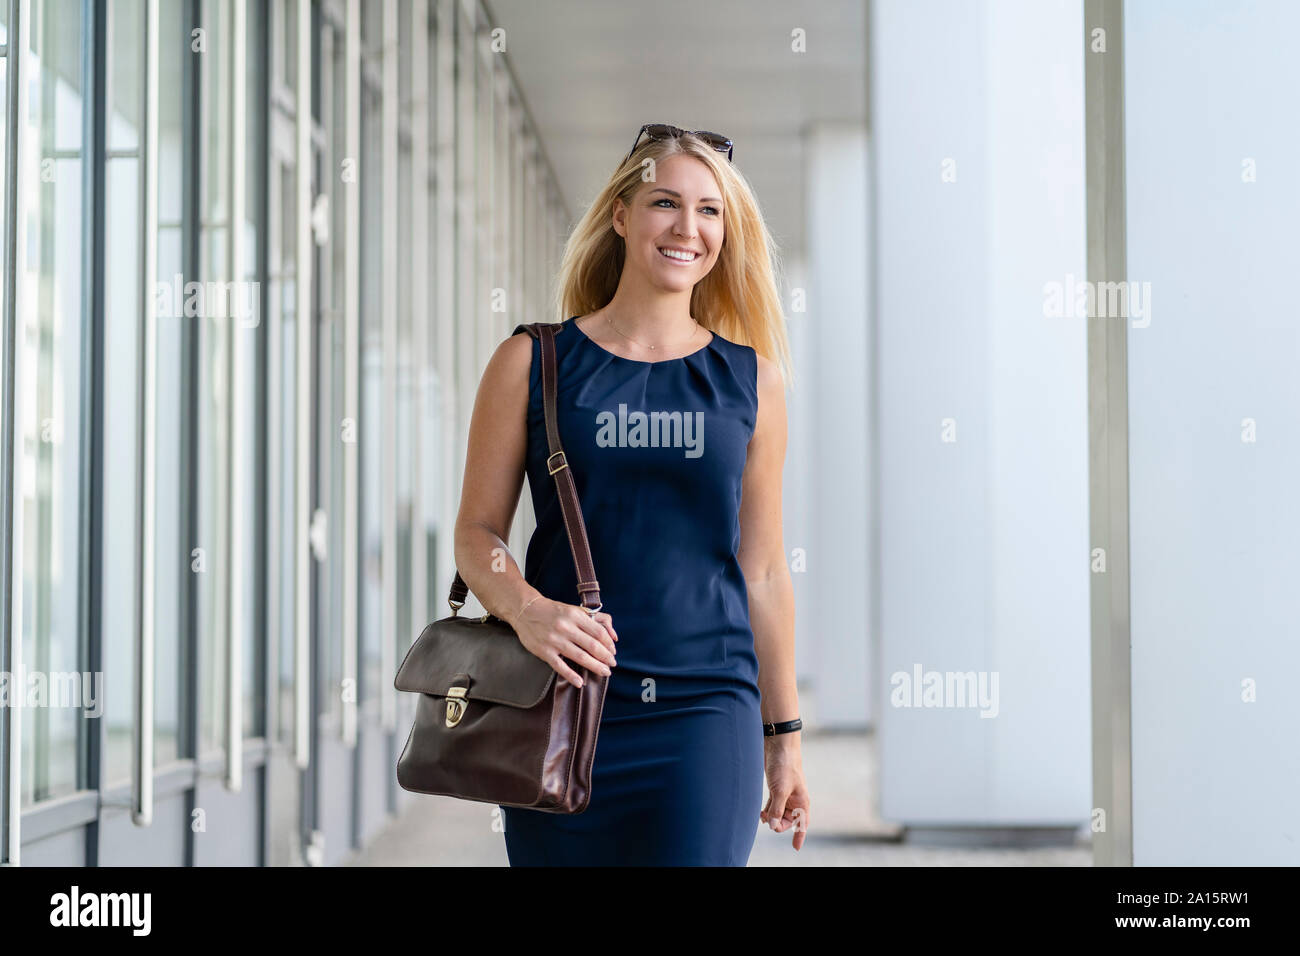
[445,685,469,728]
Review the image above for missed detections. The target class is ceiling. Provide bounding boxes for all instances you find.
[486,0,868,261]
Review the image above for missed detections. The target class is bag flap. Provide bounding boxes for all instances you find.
[394,614,557,708]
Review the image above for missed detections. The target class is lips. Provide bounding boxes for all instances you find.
[658,246,700,262]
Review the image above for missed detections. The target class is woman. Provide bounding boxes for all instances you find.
[453,124,809,865]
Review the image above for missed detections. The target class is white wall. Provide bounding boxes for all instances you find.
[871,0,1089,827]
[780,253,815,686]
[804,124,871,728]
[1124,0,1300,865]
[795,125,868,723]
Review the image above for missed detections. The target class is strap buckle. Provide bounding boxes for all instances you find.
[547,451,568,475]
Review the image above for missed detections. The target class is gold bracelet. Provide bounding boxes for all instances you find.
[515,594,542,622]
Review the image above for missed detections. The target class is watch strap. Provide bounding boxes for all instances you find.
[763,717,803,736]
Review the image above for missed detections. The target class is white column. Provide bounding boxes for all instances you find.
[780,253,812,684]
[805,124,870,728]
[871,0,1089,830]
[1124,0,1300,865]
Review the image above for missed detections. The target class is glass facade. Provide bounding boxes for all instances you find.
[21,0,87,805]
[0,0,568,866]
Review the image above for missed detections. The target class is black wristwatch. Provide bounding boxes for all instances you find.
[763,717,803,737]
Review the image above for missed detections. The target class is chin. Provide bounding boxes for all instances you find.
[655,273,697,293]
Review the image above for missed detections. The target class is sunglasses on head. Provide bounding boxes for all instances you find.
[625,123,734,165]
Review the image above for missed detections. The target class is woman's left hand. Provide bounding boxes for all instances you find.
[760,737,810,850]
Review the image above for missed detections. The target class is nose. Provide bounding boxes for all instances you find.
[673,209,697,240]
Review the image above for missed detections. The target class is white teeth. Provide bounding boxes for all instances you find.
[659,247,698,261]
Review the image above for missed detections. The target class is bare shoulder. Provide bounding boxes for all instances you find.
[751,352,787,451]
[481,328,535,392]
[754,353,785,419]
[755,352,783,394]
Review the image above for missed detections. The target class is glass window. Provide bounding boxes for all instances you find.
[319,18,346,727]
[396,73,412,670]
[270,150,297,742]
[280,0,297,95]
[452,3,475,527]
[264,0,302,747]
[196,0,231,757]
[474,10,491,366]
[19,0,87,805]
[241,0,267,741]
[427,8,449,596]
[359,77,380,708]
[102,0,143,788]
[153,0,187,769]
[425,6,439,532]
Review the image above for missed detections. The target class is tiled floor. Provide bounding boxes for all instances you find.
[343,728,1092,867]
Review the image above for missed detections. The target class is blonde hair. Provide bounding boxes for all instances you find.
[552,132,794,387]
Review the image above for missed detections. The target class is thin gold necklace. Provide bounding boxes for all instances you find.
[605,315,701,352]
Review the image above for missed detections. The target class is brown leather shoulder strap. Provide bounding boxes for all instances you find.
[448,321,601,614]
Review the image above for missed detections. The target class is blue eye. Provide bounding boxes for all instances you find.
[654,199,720,216]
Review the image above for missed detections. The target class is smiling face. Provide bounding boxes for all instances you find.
[613,153,725,293]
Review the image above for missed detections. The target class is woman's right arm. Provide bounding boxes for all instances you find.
[451,330,618,689]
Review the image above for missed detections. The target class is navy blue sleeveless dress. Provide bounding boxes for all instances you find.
[500,315,765,866]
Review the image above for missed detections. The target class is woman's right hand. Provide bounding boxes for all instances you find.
[512,596,618,689]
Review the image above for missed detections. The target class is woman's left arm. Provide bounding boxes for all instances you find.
[738,352,810,851]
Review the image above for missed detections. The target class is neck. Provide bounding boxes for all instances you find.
[600,276,699,341]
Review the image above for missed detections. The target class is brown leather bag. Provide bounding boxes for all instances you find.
[394,321,609,812]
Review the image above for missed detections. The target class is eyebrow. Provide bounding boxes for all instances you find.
[647,188,724,205]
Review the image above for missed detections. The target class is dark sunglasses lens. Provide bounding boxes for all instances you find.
[630,125,733,162]
[641,124,675,140]
[695,131,732,152]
